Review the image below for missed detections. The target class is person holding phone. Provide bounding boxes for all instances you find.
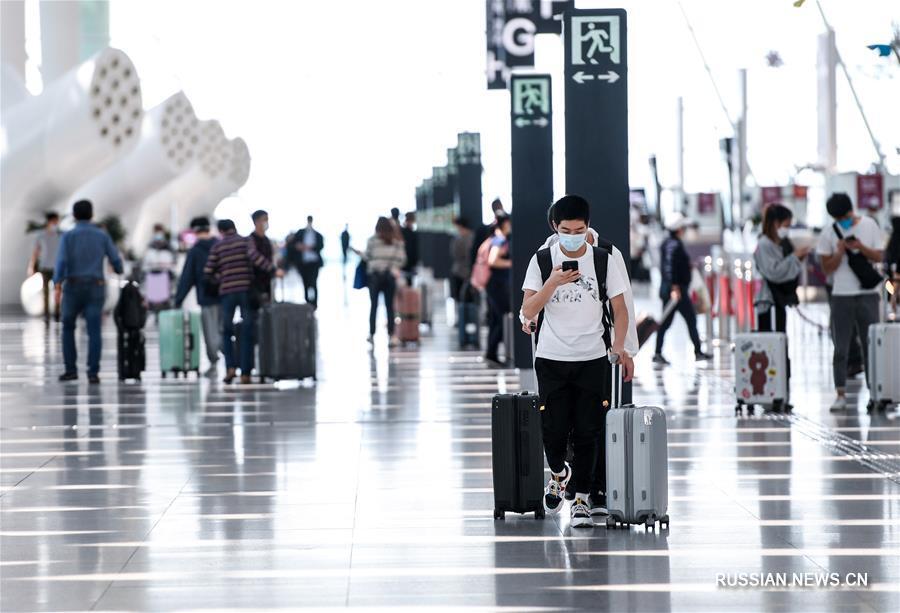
[753,203,810,332]
[521,195,632,529]
[816,193,884,411]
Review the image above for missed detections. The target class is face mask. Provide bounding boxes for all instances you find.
[838,218,854,231]
[558,232,586,252]
[153,233,165,242]
[776,227,790,239]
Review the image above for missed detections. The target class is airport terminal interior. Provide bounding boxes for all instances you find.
[1,1,899,612]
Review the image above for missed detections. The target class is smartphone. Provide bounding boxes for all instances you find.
[562,260,578,272]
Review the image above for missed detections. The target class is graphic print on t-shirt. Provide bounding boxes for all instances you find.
[551,275,599,304]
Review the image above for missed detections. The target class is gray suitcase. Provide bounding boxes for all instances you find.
[605,363,669,529]
[257,302,316,381]
[867,323,900,411]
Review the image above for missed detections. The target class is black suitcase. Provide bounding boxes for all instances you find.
[117,329,145,381]
[492,392,545,520]
[257,302,316,381]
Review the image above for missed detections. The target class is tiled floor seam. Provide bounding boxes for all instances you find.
[87,471,196,611]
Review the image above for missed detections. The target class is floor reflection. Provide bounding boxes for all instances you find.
[1,268,898,611]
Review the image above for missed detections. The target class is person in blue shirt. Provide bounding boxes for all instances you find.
[53,200,124,383]
[174,216,221,375]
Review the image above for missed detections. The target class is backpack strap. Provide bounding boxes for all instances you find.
[592,245,613,351]
[534,248,553,346]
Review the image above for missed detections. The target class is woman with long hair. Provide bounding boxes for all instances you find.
[753,203,810,332]
[361,216,406,345]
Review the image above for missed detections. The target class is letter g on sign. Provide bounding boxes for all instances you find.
[503,17,537,57]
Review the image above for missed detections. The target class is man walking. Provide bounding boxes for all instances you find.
[401,212,419,286]
[340,224,351,266]
[521,195,632,528]
[204,219,280,384]
[54,200,124,383]
[29,212,61,321]
[817,193,884,411]
[290,215,324,308]
[249,210,276,305]
[174,216,221,376]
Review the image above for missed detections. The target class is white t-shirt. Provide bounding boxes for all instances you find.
[815,216,884,296]
[522,243,626,361]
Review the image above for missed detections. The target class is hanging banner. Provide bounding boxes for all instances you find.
[856,173,884,211]
[457,132,483,227]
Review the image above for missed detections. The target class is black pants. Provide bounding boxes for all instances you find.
[536,357,610,495]
[825,285,863,370]
[654,290,702,355]
[484,277,510,361]
[298,263,320,308]
[757,304,786,332]
[368,271,396,336]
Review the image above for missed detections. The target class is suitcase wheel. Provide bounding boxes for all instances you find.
[493,509,505,521]
[161,371,166,378]
[747,405,755,416]
[734,404,742,416]
[659,515,670,530]
[534,508,545,520]
[605,516,617,529]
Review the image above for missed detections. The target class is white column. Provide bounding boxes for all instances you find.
[39,0,80,83]
[675,96,685,213]
[736,68,748,224]
[817,29,837,173]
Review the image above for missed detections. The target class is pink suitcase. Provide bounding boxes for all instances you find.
[144,271,171,306]
[395,286,420,342]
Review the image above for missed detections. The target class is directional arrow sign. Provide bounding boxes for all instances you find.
[598,70,619,83]
[514,117,550,128]
[572,71,594,84]
[572,70,619,84]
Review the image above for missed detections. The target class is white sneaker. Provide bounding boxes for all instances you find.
[829,395,848,412]
[570,496,593,528]
[543,463,571,515]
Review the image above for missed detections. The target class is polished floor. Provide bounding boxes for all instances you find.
[1,267,899,612]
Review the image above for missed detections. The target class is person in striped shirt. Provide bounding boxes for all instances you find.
[204,219,282,383]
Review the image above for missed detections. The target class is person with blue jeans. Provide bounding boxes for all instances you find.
[203,219,280,384]
[53,200,124,383]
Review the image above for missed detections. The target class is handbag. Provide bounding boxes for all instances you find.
[353,260,368,290]
[833,223,882,290]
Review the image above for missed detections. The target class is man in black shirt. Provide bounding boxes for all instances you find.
[401,212,419,285]
[250,210,274,305]
[653,213,712,365]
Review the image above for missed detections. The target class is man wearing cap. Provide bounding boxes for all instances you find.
[653,213,713,365]
[174,216,221,376]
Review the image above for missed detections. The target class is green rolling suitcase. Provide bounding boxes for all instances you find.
[159,309,200,377]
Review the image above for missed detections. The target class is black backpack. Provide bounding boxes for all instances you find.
[114,281,148,331]
[534,239,613,349]
[832,222,882,290]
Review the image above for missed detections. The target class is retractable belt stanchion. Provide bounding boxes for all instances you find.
[703,255,716,345]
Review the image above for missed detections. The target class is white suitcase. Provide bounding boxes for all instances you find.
[734,332,789,414]
[605,361,669,530]
[867,323,900,411]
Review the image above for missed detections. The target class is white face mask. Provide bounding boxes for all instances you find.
[776,227,790,239]
[558,231,587,252]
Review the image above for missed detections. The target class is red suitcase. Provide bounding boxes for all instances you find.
[396,286,421,342]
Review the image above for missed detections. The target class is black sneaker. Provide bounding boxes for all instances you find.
[652,354,670,366]
[58,372,77,382]
[695,351,714,361]
[88,375,100,385]
[588,492,608,516]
